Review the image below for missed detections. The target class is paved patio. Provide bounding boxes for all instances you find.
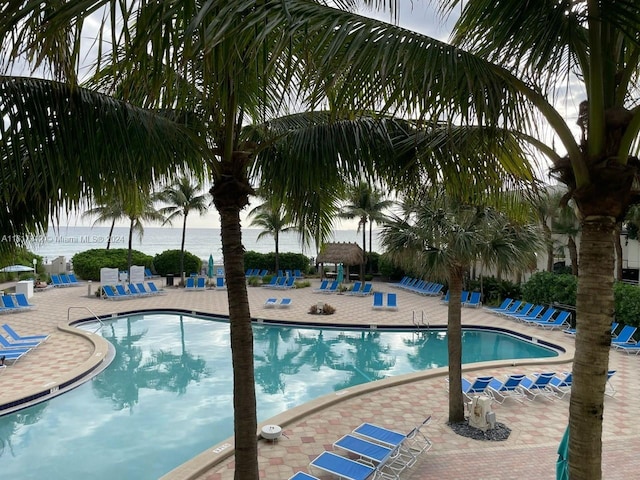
[0,278,637,480]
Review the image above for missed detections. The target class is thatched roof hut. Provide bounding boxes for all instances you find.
[316,242,364,266]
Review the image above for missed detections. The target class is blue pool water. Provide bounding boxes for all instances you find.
[0,312,557,479]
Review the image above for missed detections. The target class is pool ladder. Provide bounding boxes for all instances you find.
[412,310,429,329]
[68,306,105,333]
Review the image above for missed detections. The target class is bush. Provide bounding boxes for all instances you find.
[378,254,405,280]
[72,249,154,280]
[614,282,640,327]
[243,251,311,274]
[153,249,202,277]
[468,276,521,307]
[308,303,335,314]
[521,271,577,306]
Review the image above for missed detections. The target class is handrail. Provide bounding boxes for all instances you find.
[67,306,105,333]
[412,310,428,329]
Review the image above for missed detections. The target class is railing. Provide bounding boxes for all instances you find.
[67,306,105,333]
[412,310,428,329]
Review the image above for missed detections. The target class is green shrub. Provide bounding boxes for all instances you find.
[153,249,202,277]
[367,252,381,273]
[468,276,521,306]
[521,271,577,306]
[243,251,311,274]
[72,249,154,280]
[378,254,405,280]
[294,280,311,289]
[614,282,640,327]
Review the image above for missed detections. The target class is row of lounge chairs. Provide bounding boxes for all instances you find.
[451,371,617,404]
[245,269,269,278]
[345,281,374,296]
[312,280,338,294]
[485,299,571,330]
[102,282,164,300]
[262,276,296,289]
[289,417,432,480]
[392,277,444,297]
[264,297,292,308]
[50,273,82,287]
[185,277,227,290]
[441,290,482,308]
[1,293,36,313]
[372,292,398,311]
[0,323,49,366]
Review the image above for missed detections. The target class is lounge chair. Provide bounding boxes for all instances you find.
[354,283,373,296]
[127,283,144,296]
[372,292,384,310]
[606,370,617,397]
[2,324,48,342]
[278,298,292,308]
[352,416,432,465]
[258,269,269,277]
[519,307,556,325]
[423,283,444,296]
[312,280,329,293]
[60,273,77,286]
[345,281,362,295]
[463,291,482,308]
[321,281,338,294]
[459,376,494,401]
[504,302,534,319]
[262,276,279,288]
[277,277,295,289]
[494,300,523,316]
[135,283,152,296]
[0,334,41,349]
[1,295,24,312]
[146,282,165,295]
[294,269,304,278]
[611,325,638,349]
[386,293,398,311]
[309,451,378,480]
[288,473,319,480]
[333,434,408,475]
[264,298,278,308]
[549,372,573,399]
[196,277,207,289]
[485,298,513,312]
[0,347,32,363]
[563,321,617,337]
[487,374,527,403]
[102,285,130,300]
[518,372,557,401]
[13,293,36,310]
[534,310,572,330]
[67,273,82,284]
[507,304,544,321]
[185,277,196,289]
[50,274,64,287]
[115,285,134,297]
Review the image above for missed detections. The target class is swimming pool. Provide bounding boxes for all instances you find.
[0,312,558,479]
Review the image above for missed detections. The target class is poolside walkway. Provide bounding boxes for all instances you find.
[0,279,637,480]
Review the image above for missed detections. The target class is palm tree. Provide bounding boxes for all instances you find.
[552,198,581,276]
[340,182,393,277]
[247,197,295,274]
[381,188,543,422]
[156,177,209,285]
[81,197,126,250]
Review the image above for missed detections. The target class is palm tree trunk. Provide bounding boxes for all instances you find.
[274,230,280,274]
[569,217,614,480]
[219,205,258,480]
[180,213,187,285]
[543,223,554,271]
[360,217,366,281]
[447,265,465,423]
[568,236,579,276]
[614,222,623,280]
[107,219,116,250]
[368,220,373,274]
[127,218,134,282]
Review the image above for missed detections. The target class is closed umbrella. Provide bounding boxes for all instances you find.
[208,255,214,279]
[337,263,344,284]
[556,426,569,480]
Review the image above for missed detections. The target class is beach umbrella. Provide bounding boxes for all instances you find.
[208,255,214,278]
[337,263,344,284]
[556,426,569,480]
[0,265,34,273]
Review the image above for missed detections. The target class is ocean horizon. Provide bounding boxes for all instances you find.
[25,226,382,262]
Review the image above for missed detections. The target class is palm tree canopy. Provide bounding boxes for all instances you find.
[156,176,209,226]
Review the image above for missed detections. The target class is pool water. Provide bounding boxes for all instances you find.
[0,312,557,479]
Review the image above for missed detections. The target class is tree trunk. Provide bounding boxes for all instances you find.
[180,213,187,285]
[127,218,134,282]
[543,223,554,271]
[274,230,280,274]
[107,219,115,250]
[447,265,465,423]
[569,217,615,480]
[568,236,579,276]
[360,217,366,281]
[613,223,623,281]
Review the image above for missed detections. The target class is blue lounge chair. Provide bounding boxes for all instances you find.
[60,273,74,286]
[563,321,617,336]
[549,372,573,399]
[309,451,376,480]
[386,293,398,311]
[534,310,572,330]
[135,283,152,295]
[354,283,373,296]
[278,277,295,289]
[372,291,384,310]
[102,285,123,300]
[463,291,482,308]
[2,324,48,342]
[146,282,165,295]
[0,334,41,349]
[294,269,304,278]
[50,274,64,287]
[278,298,292,308]
[1,295,23,312]
[333,434,408,474]
[312,280,329,293]
[494,300,522,316]
[194,277,205,289]
[115,285,134,297]
[423,283,444,296]
[520,308,556,325]
[321,281,338,294]
[505,302,534,319]
[258,269,268,277]
[264,298,278,308]
[352,416,432,463]
[68,273,81,284]
[215,277,226,289]
[611,325,638,349]
[487,374,527,403]
[13,293,35,310]
[518,372,557,401]
[507,304,544,321]
[345,281,362,295]
[288,473,319,480]
[262,276,279,288]
[460,376,494,401]
[606,370,617,397]
[185,277,196,289]
[127,283,144,296]
[0,347,32,363]
[485,298,513,312]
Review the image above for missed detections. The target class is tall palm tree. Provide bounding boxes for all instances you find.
[156,177,209,285]
[340,182,393,277]
[247,197,294,274]
[552,197,581,276]
[81,197,126,250]
[381,188,543,422]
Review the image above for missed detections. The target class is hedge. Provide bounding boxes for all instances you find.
[72,249,153,280]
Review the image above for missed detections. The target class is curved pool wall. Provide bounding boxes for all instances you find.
[0,309,568,480]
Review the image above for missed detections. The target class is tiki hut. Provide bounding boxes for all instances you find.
[316,242,365,282]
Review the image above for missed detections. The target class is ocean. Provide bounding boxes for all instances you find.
[27,226,382,262]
